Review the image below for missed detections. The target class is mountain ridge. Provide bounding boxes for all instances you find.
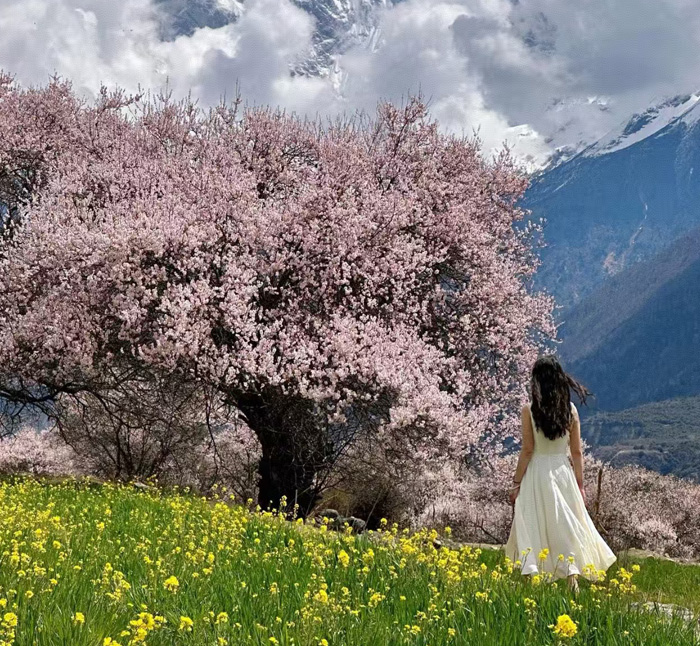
[525,97,700,308]
[560,225,700,364]
[580,93,700,159]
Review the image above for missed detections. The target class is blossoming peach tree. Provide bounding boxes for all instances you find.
[0,73,554,513]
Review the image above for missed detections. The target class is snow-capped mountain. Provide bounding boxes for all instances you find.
[290,0,398,83]
[525,91,700,307]
[155,0,398,88]
[536,93,700,171]
[581,93,700,158]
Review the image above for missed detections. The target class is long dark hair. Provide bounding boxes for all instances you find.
[530,355,592,440]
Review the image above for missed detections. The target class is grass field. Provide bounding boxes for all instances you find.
[0,478,695,646]
[614,555,700,615]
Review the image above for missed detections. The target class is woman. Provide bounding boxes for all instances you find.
[505,355,616,591]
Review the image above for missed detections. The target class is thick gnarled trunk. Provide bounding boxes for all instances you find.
[235,389,330,517]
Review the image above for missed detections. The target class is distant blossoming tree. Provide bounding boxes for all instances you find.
[0,73,554,513]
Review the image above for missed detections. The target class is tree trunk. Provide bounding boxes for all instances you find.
[257,429,321,516]
[594,466,603,520]
[235,389,330,517]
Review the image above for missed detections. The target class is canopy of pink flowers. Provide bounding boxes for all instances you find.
[0,74,554,465]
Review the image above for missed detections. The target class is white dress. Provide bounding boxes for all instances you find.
[505,402,616,580]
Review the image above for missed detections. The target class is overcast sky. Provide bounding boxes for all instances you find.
[2,0,699,166]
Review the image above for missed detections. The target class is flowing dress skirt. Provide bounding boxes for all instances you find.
[505,453,616,579]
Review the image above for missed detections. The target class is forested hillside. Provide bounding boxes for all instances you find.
[581,396,700,481]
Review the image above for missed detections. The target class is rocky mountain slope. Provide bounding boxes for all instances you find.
[560,225,700,366]
[564,239,700,411]
[526,93,700,308]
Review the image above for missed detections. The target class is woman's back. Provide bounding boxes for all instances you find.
[530,402,573,457]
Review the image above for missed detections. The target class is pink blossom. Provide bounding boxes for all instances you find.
[0,75,554,508]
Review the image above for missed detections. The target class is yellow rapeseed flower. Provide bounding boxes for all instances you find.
[550,614,578,639]
[163,575,179,592]
[2,613,17,629]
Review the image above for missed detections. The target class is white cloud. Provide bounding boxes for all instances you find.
[181,0,333,112]
[0,0,162,97]
[0,0,329,111]
[332,0,552,162]
[449,0,700,148]
[2,0,700,166]
[0,0,552,163]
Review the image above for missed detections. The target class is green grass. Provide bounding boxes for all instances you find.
[0,477,695,646]
[614,554,700,614]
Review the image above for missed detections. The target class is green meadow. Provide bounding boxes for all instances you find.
[0,477,694,646]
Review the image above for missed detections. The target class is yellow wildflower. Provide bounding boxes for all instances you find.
[550,614,578,639]
[163,575,179,592]
[2,613,17,628]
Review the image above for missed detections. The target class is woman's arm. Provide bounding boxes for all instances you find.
[509,405,535,505]
[569,404,586,503]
